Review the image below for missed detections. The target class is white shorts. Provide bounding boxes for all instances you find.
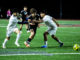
[47,27,57,35]
[6,28,18,37]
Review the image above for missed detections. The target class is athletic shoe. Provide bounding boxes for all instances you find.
[41,45,47,48]
[60,43,63,47]
[15,42,20,47]
[24,41,30,47]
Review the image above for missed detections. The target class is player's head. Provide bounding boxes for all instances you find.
[30,8,37,17]
[40,10,47,18]
[24,6,28,11]
[12,8,18,16]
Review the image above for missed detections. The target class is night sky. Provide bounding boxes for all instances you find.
[0,0,80,19]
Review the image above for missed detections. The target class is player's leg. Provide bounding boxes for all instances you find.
[41,32,49,48]
[2,30,12,48]
[25,24,30,33]
[20,24,23,32]
[24,29,35,47]
[2,37,10,48]
[48,28,63,47]
[51,35,63,47]
[14,28,21,47]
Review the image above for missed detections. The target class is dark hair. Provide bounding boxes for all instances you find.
[30,8,37,14]
[40,10,47,14]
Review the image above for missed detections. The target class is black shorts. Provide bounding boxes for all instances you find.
[18,21,28,24]
[30,25,37,33]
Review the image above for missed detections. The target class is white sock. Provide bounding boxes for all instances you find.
[15,33,21,43]
[44,41,47,46]
[3,39,8,46]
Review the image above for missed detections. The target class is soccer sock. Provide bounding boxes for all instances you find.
[3,39,8,46]
[54,39,62,44]
[20,28,22,31]
[44,41,47,46]
[26,38,32,44]
[52,36,62,44]
[15,33,21,43]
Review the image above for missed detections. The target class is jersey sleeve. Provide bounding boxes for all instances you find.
[20,10,23,14]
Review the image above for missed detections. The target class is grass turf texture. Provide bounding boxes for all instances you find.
[0,19,80,60]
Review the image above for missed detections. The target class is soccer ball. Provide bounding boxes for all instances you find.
[73,44,80,51]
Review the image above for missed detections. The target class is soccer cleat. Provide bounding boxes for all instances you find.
[15,42,20,47]
[2,43,6,48]
[60,43,63,47]
[24,41,30,47]
[41,45,47,48]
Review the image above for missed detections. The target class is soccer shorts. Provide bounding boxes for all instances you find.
[6,28,18,37]
[29,25,37,33]
[47,27,57,35]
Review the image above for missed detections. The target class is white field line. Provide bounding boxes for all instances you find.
[0,53,80,56]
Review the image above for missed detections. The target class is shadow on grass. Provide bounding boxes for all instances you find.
[47,46,72,48]
[0,45,73,50]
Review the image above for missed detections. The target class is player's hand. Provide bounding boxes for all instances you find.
[28,19,31,22]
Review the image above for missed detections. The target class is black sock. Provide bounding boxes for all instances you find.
[20,29,22,31]
[27,29,28,31]
[26,38,32,44]
[27,29,30,31]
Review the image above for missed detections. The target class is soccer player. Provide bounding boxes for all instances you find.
[2,9,21,48]
[24,8,40,47]
[7,9,11,19]
[33,10,63,48]
[19,6,29,33]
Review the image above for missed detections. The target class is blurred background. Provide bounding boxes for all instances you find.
[0,0,80,19]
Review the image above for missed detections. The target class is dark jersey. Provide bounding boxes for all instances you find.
[21,10,28,21]
[28,14,40,27]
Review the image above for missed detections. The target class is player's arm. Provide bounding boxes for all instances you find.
[33,19,43,23]
[28,19,31,22]
[28,19,35,25]
[19,11,23,21]
[52,17,59,27]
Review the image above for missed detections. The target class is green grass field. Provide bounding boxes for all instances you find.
[0,19,80,60]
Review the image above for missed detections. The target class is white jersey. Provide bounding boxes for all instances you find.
[7,15,18,30]
[43,15,57,30]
